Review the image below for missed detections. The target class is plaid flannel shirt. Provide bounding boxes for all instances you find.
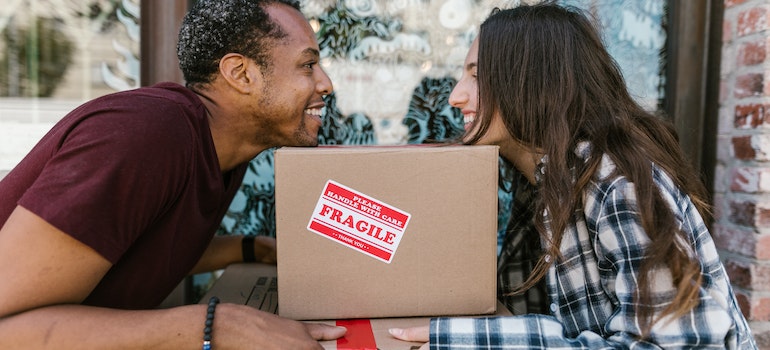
[497,169,548,315]
[430,147,757,349]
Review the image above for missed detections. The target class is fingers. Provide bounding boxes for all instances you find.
[306,323,347,340]
[388,325,429,342]
[254,236,277,264]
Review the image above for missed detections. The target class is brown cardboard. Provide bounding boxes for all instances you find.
[201,263,512,350]
[274,145,499,320]
[202,263,278,312]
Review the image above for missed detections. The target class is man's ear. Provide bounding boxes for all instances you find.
[219,53,259,94]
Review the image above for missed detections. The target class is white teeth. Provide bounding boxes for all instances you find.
[463,113,476,126]
[305,107,324,117]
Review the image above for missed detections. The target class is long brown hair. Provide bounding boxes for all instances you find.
[466,3,710,338]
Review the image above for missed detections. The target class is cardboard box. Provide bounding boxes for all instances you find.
[201,263,512,350]
[274,145,499,320]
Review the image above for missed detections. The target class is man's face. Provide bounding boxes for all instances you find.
[250,3,333,148]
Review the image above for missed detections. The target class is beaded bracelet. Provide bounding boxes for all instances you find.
[202,296,220,350]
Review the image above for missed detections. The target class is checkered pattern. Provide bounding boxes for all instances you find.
[497,170,547,315]
[429,147,757,349]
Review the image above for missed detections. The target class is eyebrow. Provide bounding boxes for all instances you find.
[466,62,477,71]
[303,47,320,58]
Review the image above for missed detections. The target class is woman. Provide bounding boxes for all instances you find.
[390,3,756,349]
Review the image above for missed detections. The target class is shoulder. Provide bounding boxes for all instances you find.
[584,155,632,210]
[65,83,207,154]
[79,83,203,126]
[584,155,688,224]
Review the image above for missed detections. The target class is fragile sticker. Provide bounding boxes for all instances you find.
[307,180,411,263]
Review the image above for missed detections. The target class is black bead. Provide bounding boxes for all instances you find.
[203,296,220,347]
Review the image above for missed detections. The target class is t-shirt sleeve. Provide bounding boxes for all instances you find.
[19,97,195,263]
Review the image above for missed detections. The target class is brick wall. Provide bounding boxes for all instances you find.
[719,0,770,347]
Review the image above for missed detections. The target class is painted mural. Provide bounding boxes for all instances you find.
[217,0,667,255]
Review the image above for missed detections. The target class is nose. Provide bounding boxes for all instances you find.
[316,67,333,96]
[448,81,466,108]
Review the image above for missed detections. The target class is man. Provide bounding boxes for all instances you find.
[0,0,345,348]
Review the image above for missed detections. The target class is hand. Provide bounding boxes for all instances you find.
[389,325,429,350]
[253,236,276,264]
[217,304,346,349]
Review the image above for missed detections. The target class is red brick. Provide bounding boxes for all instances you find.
[724,18,733,43]
[727,259,770,291]
[735,73,764,98]
[714,224,751,256]
[736,290,751,317]
[738,40,767,66]
[726,259,752,289]
[760,205,770,226]
[733,135,756,160]
[738,7,770,37]
[714,224,770,260]
[729,199,756,226]
[759,234,770,259]
[734,289,770,321]
[731,167,757,192]
[735,103,768,128]
[759,265,770,290]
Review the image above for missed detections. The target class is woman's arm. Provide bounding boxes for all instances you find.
[392,174,754,349]
[189,235,276,275]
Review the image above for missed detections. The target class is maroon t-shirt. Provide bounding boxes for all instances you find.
[0,82,246,309]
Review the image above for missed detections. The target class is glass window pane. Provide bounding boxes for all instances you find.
[0,0,140,174]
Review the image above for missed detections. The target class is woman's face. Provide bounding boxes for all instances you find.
[450,38,510,147]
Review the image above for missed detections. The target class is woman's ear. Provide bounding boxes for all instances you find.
[218,53,259,94]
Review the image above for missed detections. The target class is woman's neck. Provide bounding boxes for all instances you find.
[499,141,542,185]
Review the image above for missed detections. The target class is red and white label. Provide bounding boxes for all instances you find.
[307,180,411,264]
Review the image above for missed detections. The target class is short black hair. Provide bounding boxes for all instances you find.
[177,0,301,88]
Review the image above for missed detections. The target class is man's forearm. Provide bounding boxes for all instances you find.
[0,304,205,349]
[0,302,344,349]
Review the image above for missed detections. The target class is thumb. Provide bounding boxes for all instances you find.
[306,323,347,340]
[388,325,429,342]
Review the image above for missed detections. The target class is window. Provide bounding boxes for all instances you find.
[0,0,139,175]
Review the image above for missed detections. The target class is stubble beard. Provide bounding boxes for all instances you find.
[294,116,319,147]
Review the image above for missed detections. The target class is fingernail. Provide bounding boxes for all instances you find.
[388,328,402,336]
